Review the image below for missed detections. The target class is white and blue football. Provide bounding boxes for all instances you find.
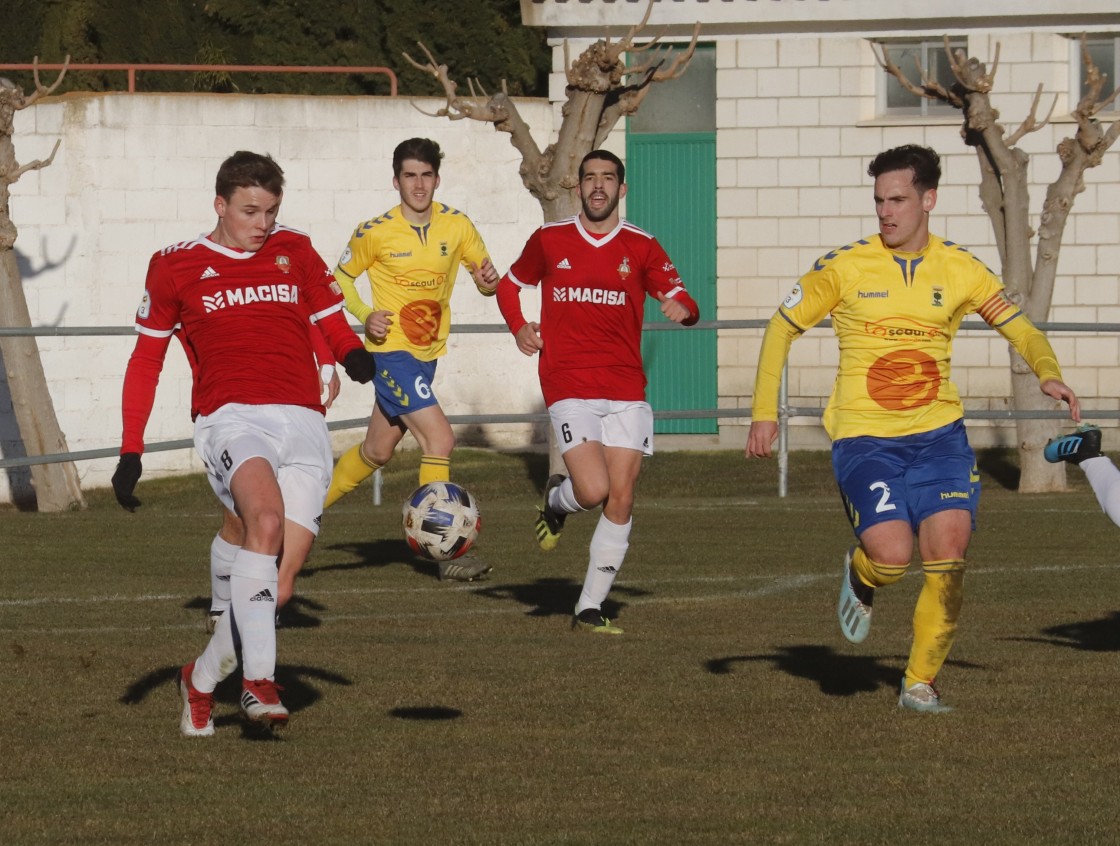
[401,481,481,561]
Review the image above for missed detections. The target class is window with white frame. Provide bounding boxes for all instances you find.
[1073,35,1118,110]
[876,39,966,117]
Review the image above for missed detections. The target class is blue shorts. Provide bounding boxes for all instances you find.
[372,351,439,419]
[832,419,979,537]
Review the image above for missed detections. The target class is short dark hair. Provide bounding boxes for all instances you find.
[393,137,443,178]
[579,149,625,184]
[214,151,285,200]
[867,145,941,193]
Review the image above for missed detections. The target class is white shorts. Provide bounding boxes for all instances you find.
[547,399,654,457]
[194,403,332,536]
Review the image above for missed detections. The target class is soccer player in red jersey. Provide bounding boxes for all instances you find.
[112,151,373,736]
[497,149,699,634]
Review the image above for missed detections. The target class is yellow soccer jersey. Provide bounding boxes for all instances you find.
[334,202,492,359]
[753,234,1062,441]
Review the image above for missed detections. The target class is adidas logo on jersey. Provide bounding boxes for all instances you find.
[250,589,275,603]
[200,266,220,280]
[556,258,571,269]
[201,283,300,313]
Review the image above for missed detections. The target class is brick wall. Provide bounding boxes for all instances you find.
[4,94,555,503]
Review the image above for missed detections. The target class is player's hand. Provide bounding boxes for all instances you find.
[745,421,779,459]
[321,365,341,409]
[515,322,543,356]
[111,452,143,511]
[657,291,690,324]
[1041,379,1081,423]
[470,259,499,295]
[341,348,375,384]
[364,310,394,341]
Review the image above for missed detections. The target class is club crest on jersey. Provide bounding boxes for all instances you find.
[201,283,300,313]
[932,286,944,307]
[617,257,631,280]
[275,255,290,274]
[783,283,803,309]
[440,241,449,257]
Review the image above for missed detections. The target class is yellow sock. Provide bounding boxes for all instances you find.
[905,559,965,687]
[850,546,907,588]
[325,444,381,508]
[418,455,451,486]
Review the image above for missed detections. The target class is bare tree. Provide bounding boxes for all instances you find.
[0,57,86,511]
[404,0,698,472]
[874,37,1120,493]
[404,1,698,220]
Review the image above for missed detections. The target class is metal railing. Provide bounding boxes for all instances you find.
[2,319,1118,498]
[0,63,398,96]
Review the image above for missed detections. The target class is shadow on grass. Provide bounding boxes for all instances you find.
[389,706,462,721]
[976,448,1020,491]
[317,538,441,580]
[471,576,650,620]
[705,644,984,698]
[1005,611,1120,652]
[119,663,352,722]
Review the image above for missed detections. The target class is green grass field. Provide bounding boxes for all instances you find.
[2,448,1118,845]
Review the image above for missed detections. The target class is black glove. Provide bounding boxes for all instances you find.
[342,348,375,384]
[111,452,143,512]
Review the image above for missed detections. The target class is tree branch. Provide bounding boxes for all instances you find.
[871,41,963,108]
[21,56,69,109]
[7,139,61,184]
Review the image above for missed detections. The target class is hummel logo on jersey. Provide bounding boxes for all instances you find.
[250,589,275,603]
[553,287,628,305]
[202,283,299,313]
[556,258,572,269]
[200,266,220,280]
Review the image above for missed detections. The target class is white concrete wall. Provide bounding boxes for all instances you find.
[709,30,1120,448]
[5,93,555,502]
[6,25,1120,504]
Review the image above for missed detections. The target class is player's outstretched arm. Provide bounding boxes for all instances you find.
[1041,379,1082,423]
[115,332,173,511]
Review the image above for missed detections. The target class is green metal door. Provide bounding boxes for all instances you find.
[626,47,716,434]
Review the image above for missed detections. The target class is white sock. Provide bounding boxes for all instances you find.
[575,514,631,614]
[549,477,586,515]
[191,610,239,694]
[1081,455,1120,527]
[230,549,279,681]
[210,534,238,614]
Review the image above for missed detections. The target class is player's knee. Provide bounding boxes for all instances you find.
[922,558,965,619]
[573,478,608,509]
[605,489,635,518]
[868,559,907,586]
[245,509,284,548]
[361,440,394,468]
[429,429,456,457]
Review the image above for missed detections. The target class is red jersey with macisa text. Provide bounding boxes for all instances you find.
[497,216,698,406]
[120,226,361,454]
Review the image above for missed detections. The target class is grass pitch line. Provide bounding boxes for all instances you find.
[2,561,1115,612]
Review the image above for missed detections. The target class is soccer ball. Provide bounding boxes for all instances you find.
[401,481,481,561]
